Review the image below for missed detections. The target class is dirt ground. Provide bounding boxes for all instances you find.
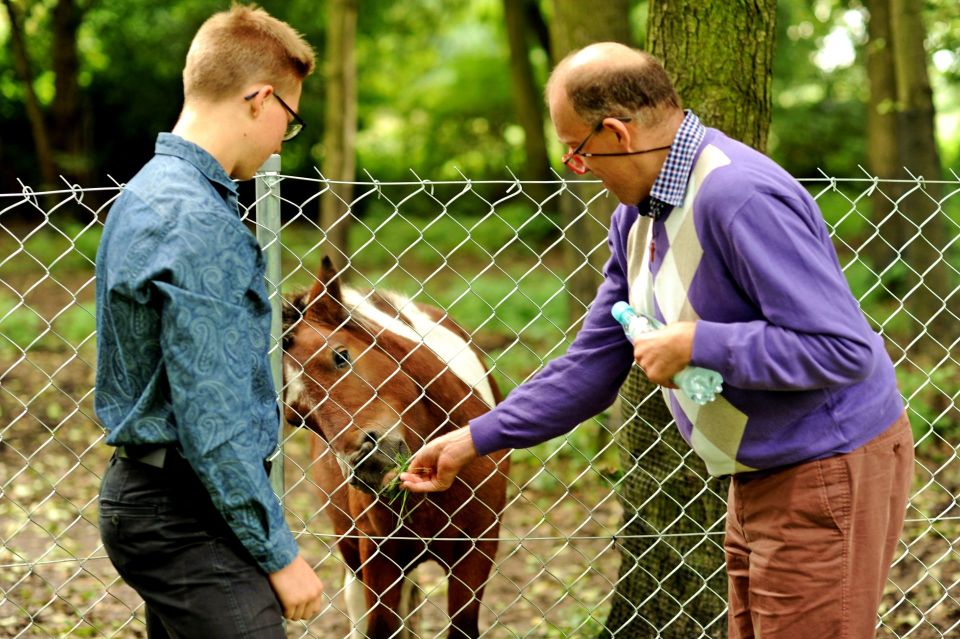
[0,387,622,638]
[0,284,624,639]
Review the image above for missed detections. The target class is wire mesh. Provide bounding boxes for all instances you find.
[0,169,958,638]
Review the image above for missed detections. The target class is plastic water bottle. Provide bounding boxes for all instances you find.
[611,301,723,405]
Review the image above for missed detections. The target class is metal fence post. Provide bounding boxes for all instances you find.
[254,153,285,499]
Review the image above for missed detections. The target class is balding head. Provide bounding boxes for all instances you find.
[547,43,681,126]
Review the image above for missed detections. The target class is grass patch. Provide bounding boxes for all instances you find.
[0,294,42,356]
[0,292,96,356]
[0,221,100,276]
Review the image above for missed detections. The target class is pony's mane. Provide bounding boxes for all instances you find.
[284,283,496,425]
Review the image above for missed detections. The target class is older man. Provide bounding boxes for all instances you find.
[402,43,913,639]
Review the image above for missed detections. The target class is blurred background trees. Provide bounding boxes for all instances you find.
[2,0,957,191]
[1,0,957,355]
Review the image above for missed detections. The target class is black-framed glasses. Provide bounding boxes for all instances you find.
[244,89,305,141]
[562,117,671,175]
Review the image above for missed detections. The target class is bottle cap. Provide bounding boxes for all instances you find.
[611,301,634,324]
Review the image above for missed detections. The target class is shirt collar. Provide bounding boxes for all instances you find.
[154,133,239,199]
[644,110,706,218]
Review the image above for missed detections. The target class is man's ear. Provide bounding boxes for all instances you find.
[603,117,631,148]
[247,86,274,117]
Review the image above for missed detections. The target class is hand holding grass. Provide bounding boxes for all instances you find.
[400,427,479,493]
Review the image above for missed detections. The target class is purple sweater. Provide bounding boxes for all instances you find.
[470,127,903,476]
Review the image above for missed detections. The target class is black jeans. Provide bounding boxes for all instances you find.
[98,452,284,638]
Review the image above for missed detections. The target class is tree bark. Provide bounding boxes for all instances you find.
[321,0,359,274]
[524,0,551,60]
[888,0,951,354]
[51,0,88,183]
[2,0,58,187]
[504,0,551,204]
[646,0,776,151]
[865,0,952,356]
[549,0,632,334]
[864,0,903,271]
[601,3,776,638]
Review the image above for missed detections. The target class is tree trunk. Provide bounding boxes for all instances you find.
[52,0,88,184]
[321,0,359,274]
[864,0,904,272]
[503,0,551,204]
[646,0,776,151]
[549,0,632,333]
[601,3,776,638]
[888,0,951,355]
[2,0,58,187]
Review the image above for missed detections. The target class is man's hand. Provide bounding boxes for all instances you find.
[399,427,478,493]
[268,555,324,621]
[632,320,696,387]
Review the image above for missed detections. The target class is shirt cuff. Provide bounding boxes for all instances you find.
[469,413,503,457]
[257,530,300,574]
[691,320,733,373]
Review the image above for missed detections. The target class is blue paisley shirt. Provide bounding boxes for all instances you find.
[94,133,298,573]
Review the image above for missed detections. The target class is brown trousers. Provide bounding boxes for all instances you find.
[725,412,913,639]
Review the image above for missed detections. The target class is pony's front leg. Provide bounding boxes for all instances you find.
[359,540,406,638]
[446,541,498,639]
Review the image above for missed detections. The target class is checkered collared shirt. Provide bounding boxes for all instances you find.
[644,110,706,219]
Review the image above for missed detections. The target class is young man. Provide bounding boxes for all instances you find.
[402,43,914,639]
[95,6,322,636]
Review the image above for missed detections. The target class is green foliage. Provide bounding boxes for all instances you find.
[345,199,557,269]
[897,363,960,442]
[769,0,868,176]
[0,220,100,275]
[43,302,96,352]
[0,293,41,356]
[0,291,95,356]
[354,0,519,180]
[3,0,959,188]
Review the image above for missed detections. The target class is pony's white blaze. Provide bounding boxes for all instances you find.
[283,362,306,407]
[341,288,496,408]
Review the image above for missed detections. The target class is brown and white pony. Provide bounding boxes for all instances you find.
[282,257,509,639]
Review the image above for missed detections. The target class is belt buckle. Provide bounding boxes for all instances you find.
[116,445,168,469]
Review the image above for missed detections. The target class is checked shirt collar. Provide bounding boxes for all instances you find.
[643,110,706,220]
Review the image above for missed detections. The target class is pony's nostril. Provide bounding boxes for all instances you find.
[364,431,379,447]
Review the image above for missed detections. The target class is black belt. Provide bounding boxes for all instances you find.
[115,444,172,468]
[115,444,274,475]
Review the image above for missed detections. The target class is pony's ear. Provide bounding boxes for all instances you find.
[304,256,347,324]
[281,291,309,350]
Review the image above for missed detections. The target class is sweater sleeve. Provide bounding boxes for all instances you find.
[692,190,877,390]
[469,211,636,455]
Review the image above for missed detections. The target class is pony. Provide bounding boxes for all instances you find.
[282,257,509,639]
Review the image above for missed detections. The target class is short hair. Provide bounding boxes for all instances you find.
[183,4,315,101]
[550,47,681,125]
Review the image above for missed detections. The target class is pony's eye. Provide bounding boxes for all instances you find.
[333,348,351,370]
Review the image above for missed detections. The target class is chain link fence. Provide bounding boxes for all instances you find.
[1,167,958,638]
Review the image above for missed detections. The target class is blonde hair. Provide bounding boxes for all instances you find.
[183,4,315,101]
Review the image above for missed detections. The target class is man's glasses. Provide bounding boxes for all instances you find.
[244,90,305,141]
[562,117,671,175]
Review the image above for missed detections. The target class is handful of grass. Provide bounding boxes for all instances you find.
[380,452,413,524]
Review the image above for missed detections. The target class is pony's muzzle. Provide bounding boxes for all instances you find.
[348,431,410,494]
